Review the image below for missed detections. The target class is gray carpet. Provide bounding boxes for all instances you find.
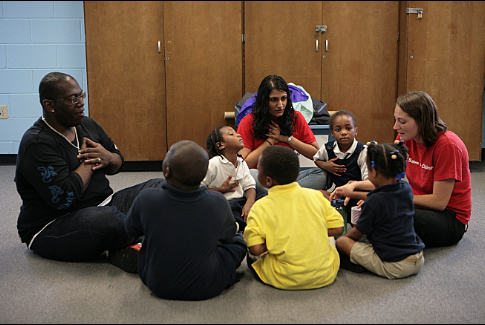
[1,161,484,324]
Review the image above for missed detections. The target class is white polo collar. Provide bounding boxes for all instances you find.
[333,138,358,159]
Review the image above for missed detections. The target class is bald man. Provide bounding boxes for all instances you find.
[125,140,247,301]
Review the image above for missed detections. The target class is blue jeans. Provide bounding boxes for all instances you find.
[297,167,328,190]
[250,167,328,195]
[30,178,166,262]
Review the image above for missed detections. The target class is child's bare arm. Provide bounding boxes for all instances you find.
[336,227,364,256]
[328,226,344,237]
[345,227,363,241]
[318,189,331,200]
[314,159,326,170]
[242,188,256,221]
[329,180,373,204]
[249,243,267,256]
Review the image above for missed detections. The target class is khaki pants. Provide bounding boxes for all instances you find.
[350,242,424,279]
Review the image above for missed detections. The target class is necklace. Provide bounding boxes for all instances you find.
[42,116,79,150]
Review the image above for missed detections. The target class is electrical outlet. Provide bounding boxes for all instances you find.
[0,105,7,119]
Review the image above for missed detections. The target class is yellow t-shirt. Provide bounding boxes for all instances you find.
[244,182,343,290]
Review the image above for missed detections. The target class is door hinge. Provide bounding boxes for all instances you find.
[406,8,423,19]
[242,34,245,43]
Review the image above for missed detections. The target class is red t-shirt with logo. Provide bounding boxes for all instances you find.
[237,111,316,168]
[397,131,471,225]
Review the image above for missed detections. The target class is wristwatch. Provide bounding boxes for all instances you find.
[287,136,293,143]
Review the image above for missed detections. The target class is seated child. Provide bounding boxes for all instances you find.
[335,141,425,279]
[313,110,368,201]
[202,126,260,232]
[244,146,344,290]
[124,140,246,300]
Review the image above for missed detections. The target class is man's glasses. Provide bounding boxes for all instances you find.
[54,92,86,105]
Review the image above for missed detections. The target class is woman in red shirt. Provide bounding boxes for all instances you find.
[238,75,327,193]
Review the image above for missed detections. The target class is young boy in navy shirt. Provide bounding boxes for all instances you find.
[124,140,246,300]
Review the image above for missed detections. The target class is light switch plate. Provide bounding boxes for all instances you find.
[0,105,7,119]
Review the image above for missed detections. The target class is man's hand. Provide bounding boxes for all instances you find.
[77,137,115,171]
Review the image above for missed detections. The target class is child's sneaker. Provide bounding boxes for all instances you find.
[338,250,365,273]
[107,243,142,274]
[246,248,261,272]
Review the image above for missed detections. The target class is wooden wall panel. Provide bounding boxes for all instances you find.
[244,1,323,97]
[84,1,167,161]
[400,1,485,161]
[83,1,484,161]
[244,1,399,145]
[321,1,400,144]
[164,1,242,149]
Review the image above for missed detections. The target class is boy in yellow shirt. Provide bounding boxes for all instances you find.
[243,146,344,290]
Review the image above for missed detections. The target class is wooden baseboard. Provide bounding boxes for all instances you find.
[121,161,163,171]
[0,154,17,165]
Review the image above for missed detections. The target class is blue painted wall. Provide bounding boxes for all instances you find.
[0,1,87,154]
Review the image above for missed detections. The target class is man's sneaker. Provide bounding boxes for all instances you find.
[107,243,141,274]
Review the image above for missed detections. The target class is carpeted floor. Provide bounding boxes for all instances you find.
[1,161,484,323]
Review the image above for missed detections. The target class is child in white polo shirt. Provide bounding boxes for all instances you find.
[313,110,368,200]
[202,126,260,232]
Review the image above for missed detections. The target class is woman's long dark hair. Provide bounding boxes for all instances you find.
[251,75,296,140]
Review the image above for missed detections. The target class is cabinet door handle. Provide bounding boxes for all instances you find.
[316,40,319,52]
[326,40,328,52]
[158,41,161,53]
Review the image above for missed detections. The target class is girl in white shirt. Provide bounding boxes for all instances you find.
[202,126,259,232]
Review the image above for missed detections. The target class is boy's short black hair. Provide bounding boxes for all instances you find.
[329,110,357,130]
[260,146,299,185]
[164,140,209,187]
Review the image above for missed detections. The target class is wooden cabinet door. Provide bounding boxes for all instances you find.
[244,1,323,97]
[244,1,400,145]
[321,1,400,145]
[398,1,485,161]
[163,1,243,149]
[84,1,167,161]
